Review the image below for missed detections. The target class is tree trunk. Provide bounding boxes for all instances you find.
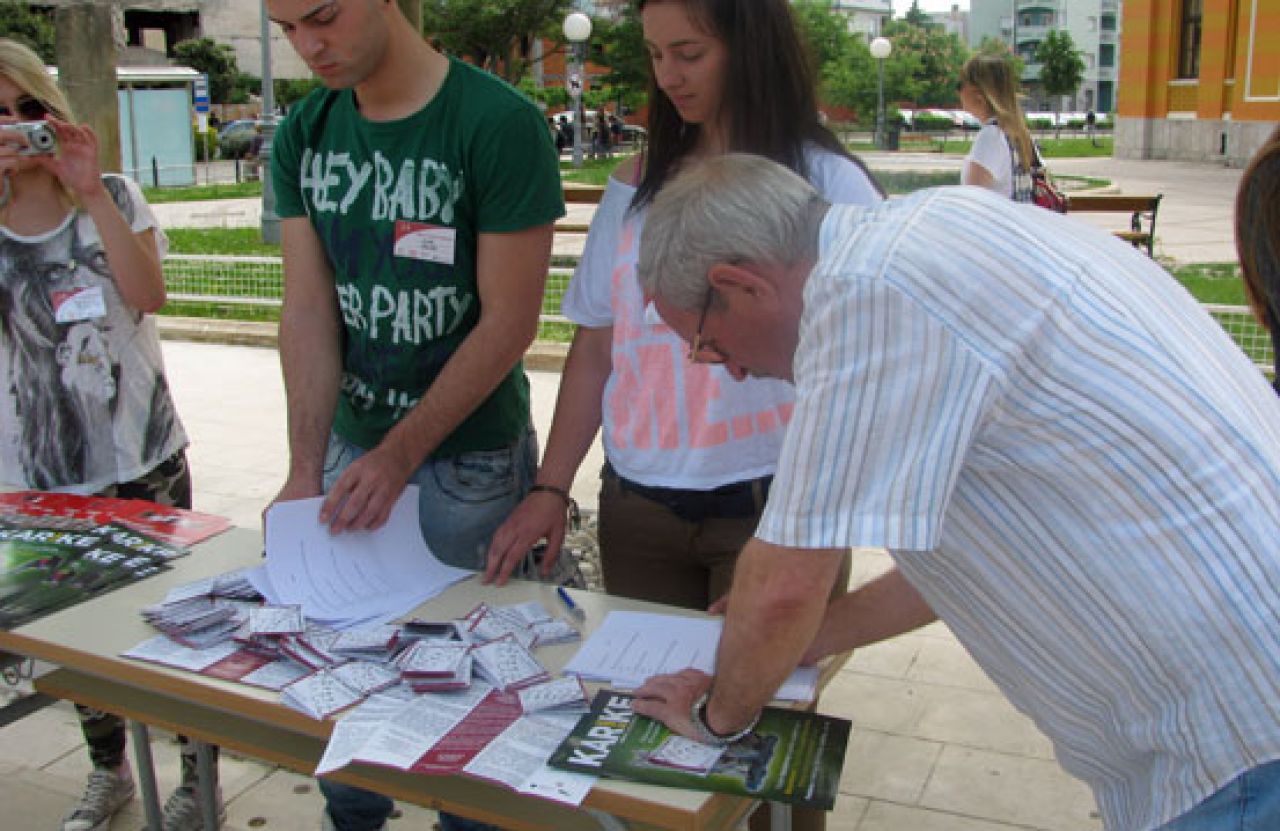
[55,2,120,174]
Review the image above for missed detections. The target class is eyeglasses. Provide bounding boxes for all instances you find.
[0,95,49,120]
[686,289,726,364]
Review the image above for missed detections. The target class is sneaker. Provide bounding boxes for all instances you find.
[62,768,136,831]
[161,786,225,831]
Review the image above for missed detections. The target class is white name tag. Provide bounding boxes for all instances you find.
[53,286,107,323]
[394,221,456,265]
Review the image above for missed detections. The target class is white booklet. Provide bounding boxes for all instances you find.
[563,610,820,701]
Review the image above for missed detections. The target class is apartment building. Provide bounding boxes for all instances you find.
[969,0,1121,112]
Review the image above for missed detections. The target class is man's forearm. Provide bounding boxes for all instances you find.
[807,565,937,661]
[533,326,612,489]
[279,291,343,488]
[705,541,845,735]
[377,311,537,467]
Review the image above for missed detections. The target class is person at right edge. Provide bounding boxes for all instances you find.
[264,0,563,829]
[957,53,1037,201]
[1236,124,1280,396]
[483,2,880,829]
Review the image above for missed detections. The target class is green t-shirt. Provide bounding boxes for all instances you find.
[272,58,565,456]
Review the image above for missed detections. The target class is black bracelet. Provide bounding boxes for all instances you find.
[529,483,571,505]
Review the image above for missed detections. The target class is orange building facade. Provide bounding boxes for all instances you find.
[1117,0,1278,165]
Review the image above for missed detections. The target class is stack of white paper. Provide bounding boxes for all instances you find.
[562,611,820,702]
[259,488,472,629]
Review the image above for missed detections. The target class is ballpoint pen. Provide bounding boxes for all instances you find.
[557,585,586,621]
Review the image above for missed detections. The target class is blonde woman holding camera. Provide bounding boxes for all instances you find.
[0,38,221,831]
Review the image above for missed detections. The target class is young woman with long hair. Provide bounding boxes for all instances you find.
[486,6,881,825]
[958,53,1037,199]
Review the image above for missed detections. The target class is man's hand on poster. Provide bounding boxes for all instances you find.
[632,667,713,741]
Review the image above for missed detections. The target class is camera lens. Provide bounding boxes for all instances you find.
[29,126,54,153]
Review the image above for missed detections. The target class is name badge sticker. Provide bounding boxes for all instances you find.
[394,220,457,266]
[52,286,107,323]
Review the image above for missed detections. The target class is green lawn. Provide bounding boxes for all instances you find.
[166,227,280,255]
[559,154,632,187]
[1169,261,1247,305]
[145,182,263,204]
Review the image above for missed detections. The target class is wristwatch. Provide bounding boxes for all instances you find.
[689,691,760,746]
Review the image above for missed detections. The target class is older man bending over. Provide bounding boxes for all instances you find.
[632,153,1280,831]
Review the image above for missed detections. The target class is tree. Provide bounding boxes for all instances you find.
[793,0,854,70]
[422,0,571,83]
[902,0,935,30]
[0,1,55,63]
[882,16,967,107]
[1036,29,1084,137]
[591,9,649,113]
[274,78,323,111]
[173,37,242,104]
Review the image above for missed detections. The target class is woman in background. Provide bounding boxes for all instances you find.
[957,53,1037,200]
[1235,124,1280,395]
[0,38,220,831]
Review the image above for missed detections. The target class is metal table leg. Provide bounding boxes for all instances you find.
[129,720,163,830]
[195,740,220,829]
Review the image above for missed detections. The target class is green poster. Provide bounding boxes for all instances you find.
[549,690,851,809]
[0,516,169,628]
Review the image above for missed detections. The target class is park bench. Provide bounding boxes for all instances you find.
[1063,193,1162,256]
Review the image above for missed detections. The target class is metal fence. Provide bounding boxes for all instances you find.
[1206,304,1274,374]
[164,255,1273,374]
[165,254,577,322]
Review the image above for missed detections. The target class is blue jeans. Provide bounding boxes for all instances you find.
[1158,759,1280,830]
[319,428,534,831]
[322,428,536,569]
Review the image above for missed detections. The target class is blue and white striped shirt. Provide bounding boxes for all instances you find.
[758,187,1280,830]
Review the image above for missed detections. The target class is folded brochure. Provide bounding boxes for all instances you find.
[549,690,850,809]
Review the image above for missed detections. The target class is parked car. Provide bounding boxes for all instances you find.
[218,119,267,160]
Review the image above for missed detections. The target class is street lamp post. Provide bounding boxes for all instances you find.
[870,36,892,150]
[563,12,593,169]
[259,1,280,244]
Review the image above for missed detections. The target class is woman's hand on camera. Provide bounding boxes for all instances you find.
[37,118,106,200]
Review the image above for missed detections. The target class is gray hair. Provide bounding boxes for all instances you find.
[638,153,827,311]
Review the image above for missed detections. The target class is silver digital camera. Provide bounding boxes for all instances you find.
[3,121,57,155]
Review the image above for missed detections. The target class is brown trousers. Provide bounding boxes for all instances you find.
[597,465,850,831]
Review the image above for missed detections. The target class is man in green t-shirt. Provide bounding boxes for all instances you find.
[264,1,563,829]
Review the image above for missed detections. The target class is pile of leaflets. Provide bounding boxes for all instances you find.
[126,573,586,722]
[457,601,581,650]
[1,512,187,628]
[396,639,473,692]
